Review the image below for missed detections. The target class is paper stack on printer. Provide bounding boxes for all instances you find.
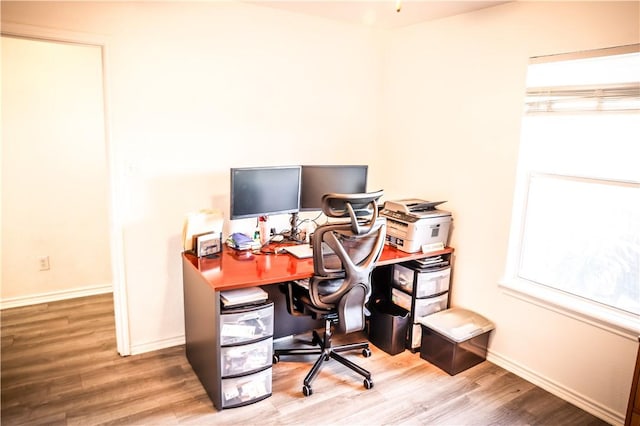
[412,255,450,270]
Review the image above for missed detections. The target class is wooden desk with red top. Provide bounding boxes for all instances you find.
[183,244,452,291]
[182,244,453,409]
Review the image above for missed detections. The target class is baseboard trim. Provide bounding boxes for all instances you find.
[0,284,113,310]
[130,335,185,356]
[486,350,624,426]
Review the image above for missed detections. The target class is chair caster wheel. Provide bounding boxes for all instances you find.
[364,378,374,389]
[272,354,279,364]
[311,331,320,346]
[302,385,313,396]
[362,348,372,357]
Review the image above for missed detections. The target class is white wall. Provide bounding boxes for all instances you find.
[1,35,112,304]
[381,1,639,423]
[1,1,386,352]
[1,1,638,423]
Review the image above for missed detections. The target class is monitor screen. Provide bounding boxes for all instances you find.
[230,166,301,219]
[300,165,368,211]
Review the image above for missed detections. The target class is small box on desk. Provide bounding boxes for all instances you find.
[194,232,222,257]
[418,308,494,375]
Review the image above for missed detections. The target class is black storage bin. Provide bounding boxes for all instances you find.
[368,301,409,355]
[419,308,494,375]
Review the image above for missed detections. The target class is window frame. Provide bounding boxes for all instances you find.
[501,45,640,337]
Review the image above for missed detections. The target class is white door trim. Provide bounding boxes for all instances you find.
[1,22,131,356]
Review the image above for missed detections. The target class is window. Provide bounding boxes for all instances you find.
[503,45,640,333]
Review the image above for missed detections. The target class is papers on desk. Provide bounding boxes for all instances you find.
[412,255,449,270]
[220,287,268,307]
[227,232,255,251]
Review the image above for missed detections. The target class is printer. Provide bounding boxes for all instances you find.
[380,199,452,253]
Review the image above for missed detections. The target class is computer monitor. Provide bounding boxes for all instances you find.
[300,165,368,211]
[230,166,301,220]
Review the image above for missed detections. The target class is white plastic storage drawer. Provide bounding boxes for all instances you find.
[220,368,272,408]
[393,264,451,298]
[220,303,274,346]
[221,337,273,377]
[392,289,448,318]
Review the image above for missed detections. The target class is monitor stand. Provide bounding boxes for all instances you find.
[282,212,304,243]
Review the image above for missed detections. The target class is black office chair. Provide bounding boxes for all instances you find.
[273,190,386,396]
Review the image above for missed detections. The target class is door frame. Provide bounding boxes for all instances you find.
[1,22,131,356]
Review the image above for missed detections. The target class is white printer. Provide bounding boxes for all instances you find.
[380,199,452,253]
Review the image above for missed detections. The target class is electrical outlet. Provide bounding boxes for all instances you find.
[38,256,50,271]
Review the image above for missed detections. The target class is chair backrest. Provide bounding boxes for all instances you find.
[308,190,386,334]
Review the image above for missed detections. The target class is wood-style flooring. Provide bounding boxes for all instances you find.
[1,294,609,425]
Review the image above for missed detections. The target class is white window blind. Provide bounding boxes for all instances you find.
[504,45,640,332]
[525,82,640,113]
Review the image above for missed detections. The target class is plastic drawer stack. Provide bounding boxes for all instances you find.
[219,301,274,408]
[391,259,451,351]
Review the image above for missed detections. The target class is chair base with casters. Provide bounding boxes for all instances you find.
[273,315,374,397]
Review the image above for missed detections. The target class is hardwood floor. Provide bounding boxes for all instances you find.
[1,294,608,425]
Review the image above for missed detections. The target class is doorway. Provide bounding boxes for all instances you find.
[1,31,128,354]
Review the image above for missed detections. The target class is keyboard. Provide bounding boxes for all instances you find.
[282,243,334,259]
[283,244,313,259]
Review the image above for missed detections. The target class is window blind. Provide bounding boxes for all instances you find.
[525,82,640,114]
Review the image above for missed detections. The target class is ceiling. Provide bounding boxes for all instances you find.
[247,1,510,30]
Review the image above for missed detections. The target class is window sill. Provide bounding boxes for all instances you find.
[499,277,640,339]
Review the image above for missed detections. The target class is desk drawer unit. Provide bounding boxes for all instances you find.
[219,302,274,408]
[392,289,448,318]
[220,304,274,346]
[392,289,449,349]
[390,258,452,351]
[220,368,273,409]
[221,337,273,377]
[393,264,451,298]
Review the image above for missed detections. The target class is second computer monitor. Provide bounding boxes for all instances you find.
[300,165,368,211]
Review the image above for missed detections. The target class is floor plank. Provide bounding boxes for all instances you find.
[1,294,609,425]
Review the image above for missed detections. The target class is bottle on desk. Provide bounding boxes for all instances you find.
[258,216,269,245]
